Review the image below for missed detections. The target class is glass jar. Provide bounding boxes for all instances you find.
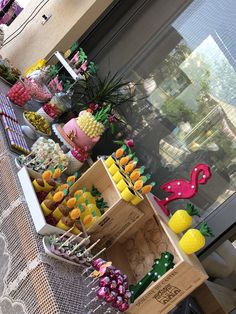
[42,92,72,120]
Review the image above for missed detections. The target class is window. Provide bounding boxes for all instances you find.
[81,0,236,228]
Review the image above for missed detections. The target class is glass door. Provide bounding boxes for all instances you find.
[79,0,236,252]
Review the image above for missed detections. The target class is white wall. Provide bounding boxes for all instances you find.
[1,0,113,71]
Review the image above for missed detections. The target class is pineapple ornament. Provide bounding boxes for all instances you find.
[179,222,214,255]
[168,203,200,234]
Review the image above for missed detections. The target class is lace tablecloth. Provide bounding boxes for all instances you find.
[0,123,92,314]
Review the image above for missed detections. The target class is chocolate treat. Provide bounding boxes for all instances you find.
[61,216,74,228]
[58,204,70,216]
[44,199,57,211]
[36,178,45,187]
[47,179,56,187]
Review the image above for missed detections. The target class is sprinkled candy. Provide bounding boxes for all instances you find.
[97,287,109,299]
[104,291,117,303]
[117,285,126,296]
[110,280,117,290]
[99,276,111,287]
[118,302,129,312]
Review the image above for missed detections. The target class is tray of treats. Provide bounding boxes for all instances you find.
[0,93,17,121]
[1,113,30,155]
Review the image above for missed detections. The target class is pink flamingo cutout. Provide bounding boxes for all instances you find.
[154,164,212,216]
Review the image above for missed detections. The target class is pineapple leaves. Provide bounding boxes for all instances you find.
[199,222,214,237]
[186,203,200,217]
[90,185,102,197]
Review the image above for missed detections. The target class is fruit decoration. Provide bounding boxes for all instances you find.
[168,203,200,234]
[179,222,214,254]
[129,252,174,303]
[141,182,156,194]
[77,111,105,138]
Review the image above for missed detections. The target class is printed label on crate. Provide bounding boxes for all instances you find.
[131,263,207,314]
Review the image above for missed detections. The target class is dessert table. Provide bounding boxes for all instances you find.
[0,81,91,314]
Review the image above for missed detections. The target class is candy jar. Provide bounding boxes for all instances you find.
[7,78,31,107]
[24,76,52,103]
[40,92,72,122]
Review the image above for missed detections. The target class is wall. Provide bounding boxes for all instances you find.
[1,0,113,71]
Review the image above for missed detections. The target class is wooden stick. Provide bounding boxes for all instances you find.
[88,248,106,261]
[80,239,101,257]
[68,236,90,255]
[57,226,74,241]
[58,234,75,250]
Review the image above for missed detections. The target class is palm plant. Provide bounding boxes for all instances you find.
[72,72,135,111]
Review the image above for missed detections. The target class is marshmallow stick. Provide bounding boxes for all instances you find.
[25,155,39,166]
[93,305,102,313]
[82,266,93,276]
[68,236,90,255]
[80,239,101,257]
[86,287,99,297]
[85,296,97,308]
[58,234,75,250]
[87,277,99,288]
[57,227,74,241]
[61,167,68,174]
[88,248,106,262]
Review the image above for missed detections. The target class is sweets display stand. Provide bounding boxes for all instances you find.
[105,195,208,314]
[69,159,144,249]
[52,123,74,150]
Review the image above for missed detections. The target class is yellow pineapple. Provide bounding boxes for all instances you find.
[168,203,199,234]
[179,222,214,254]
[77,112,105,138]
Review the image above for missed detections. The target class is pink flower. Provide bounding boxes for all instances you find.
[108,114,117,123]
[80,60,88,73]
[125,139,134,148]
[89,103,99,111]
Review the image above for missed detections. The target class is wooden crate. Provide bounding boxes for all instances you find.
[18,167,67,235]
[106,196,208,314]
[70,159,144,248]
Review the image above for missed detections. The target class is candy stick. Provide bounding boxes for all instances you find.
[85,296,98,308]
[93,305,102,312]
[57,227,74,241]
[58,234,75,250]
[68,236,90,255]
[80,239,100,257]
[104,309,112,314]
[87,287,99,296]
[86,277,99,288]
[62,167,68,174]
[88,248,106,262]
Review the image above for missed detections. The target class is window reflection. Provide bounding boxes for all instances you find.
[116,1,236,220]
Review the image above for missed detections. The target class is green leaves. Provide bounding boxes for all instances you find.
[91,185,102,197]
[96,198,109,214]
[199,222,214,237]
[186,203,200,217]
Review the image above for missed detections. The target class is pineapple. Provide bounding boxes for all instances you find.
[77,112,105,138]
[179,222,214,254]
[168,203,199,234]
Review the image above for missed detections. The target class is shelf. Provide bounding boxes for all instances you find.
[51,51,83,81]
